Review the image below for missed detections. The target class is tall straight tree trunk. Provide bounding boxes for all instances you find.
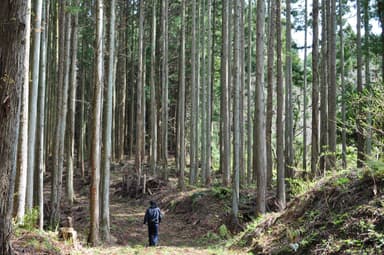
[206,0,213,185]
[26,0,43,210]
[161,0,169,179]
[201,0,207,185]
[239,0,246,186]
[356,0,364,167]
[302,0,308,172]
[52,0,72,227]
[285,0,294,180]
[0,0,29,252]
[136,0,145,187]
[16,0,32,224]
[364,0,371,156]
[328,0,337,169]
[379,0,384,77]
[276,0,285,209]
[67,0,79,206]
[101,0,115,242]
[190,0,199,185]
[312,0,320,176]
[79,38,86,178]
[254,0,267,214]
[128,4,136,159]
[89,0,103,245]
[221,0,231,187]
[177,0,186,190]
[117,1,127,162]
[339,0,346,169]
[232,0,241,221]
[266,0,276,188]
[320,0,328,173]
[37,0,49,230]
[247,0,253,184]
[142,48,146,164]
[150,0,158,175]
[50,0,66,228]
[195,0,202,183]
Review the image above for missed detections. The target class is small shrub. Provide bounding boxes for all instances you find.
[218,224,231,239]
[18,208,39,231]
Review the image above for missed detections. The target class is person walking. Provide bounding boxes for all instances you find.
[143,200,162,246]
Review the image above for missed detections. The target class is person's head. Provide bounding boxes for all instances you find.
[150,200,157,207]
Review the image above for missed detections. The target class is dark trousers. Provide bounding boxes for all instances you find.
[148,223,159,246]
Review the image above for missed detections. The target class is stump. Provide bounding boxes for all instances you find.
[58,216,77,247]
[58,227,77,245]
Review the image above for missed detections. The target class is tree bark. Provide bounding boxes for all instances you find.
[266,0,276,188]
[16,0,32,224]
[232,0,241,221]
[206,0,213,186]
[276,0,285,210]
[221,0,231,187]
[363,0,371,156]
[89,0,103,245]
[101,0,116,242]
[339,0,346,169]
[27,0,43,210]
[285,0,294,180]
[50,0,71,228]
[190,0,199,185]
[177,0,186,190]
[254,0,267,214]
[247,0,253,184]
[0,0,29,252]
[201,0,207,185]
[356,0,365,167]
[311,0,320,176]
[37,0,49,230]
[320,0,328,173]
[116,1,127,162]
[327,0,337,169]
[150,0,158,176]
[161,0,169,179]
[302,0,308,172]
[135,0,145,187]
[67,0,79,206]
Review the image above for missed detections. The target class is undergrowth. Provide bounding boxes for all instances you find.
[232,162,384,254]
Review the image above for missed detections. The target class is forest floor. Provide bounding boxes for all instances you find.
[12,159,250,255]
[14,159,384,254]
[231,166,384,254]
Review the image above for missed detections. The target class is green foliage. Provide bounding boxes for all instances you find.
[331,212,349,226]
[334,176,350,187]
[211,186,231,200]
[218,224,231,239]
[366,159,384,176]
[286,177,315,196]
[286,226,304,243]
[18,208,39,231]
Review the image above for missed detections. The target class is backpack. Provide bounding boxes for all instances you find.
[147,207,160,224]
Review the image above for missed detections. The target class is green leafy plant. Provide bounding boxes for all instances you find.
[19,207,39,231]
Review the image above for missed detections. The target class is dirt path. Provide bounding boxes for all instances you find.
[71,166,249,255]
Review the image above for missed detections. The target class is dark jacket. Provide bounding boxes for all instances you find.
[144,204,162,225]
